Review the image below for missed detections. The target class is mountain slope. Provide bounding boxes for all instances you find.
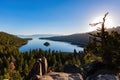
[40,33,89,47]
[0,32,28,47]
[40,27,120,47]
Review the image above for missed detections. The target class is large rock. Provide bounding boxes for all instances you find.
[95,74,119,80]
[41,72,83,80]
[27,58,42,80]
[41,57,48,75]
[63,64,82,73]
[86,61,120,80]
[27,57,48,80]
[63,64,86,79]
[86,70,119,80]
[86,61,108,75]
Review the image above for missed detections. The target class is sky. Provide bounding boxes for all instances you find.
[0,0,120,35]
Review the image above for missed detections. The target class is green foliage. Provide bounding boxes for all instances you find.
[85,30,120,69]
[0,46,84,79]
[12,71,22,80]
[83,53,102,66]
[0,32,28,53]
[3,73,10,79]
[0,32,27,46]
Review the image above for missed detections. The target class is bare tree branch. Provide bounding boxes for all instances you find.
[89,22,102,27]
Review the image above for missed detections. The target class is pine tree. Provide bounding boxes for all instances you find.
[87,12,120,69]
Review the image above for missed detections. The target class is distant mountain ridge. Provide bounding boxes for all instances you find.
[40,33,89,47]
[107,26,120,34]
[40,27,120,47]
[18,34,59,39]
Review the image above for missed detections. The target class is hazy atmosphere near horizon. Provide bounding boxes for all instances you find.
[0,0,120,35]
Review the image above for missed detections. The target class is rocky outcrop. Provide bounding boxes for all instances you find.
[63,64,82,73]
[27,57,48,80]
[62,64,86,79]
[42,56,48,75]
[86,61,120,80]
[41,72,84,80]
[86,61,109,76]
[86,70,119,80]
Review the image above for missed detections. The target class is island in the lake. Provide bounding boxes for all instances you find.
[43,42,50,46]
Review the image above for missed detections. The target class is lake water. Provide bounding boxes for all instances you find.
[19,38,83,53]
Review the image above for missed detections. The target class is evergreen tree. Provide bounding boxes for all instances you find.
[86,12,120,69]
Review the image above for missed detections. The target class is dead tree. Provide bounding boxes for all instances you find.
[89,12,110,63]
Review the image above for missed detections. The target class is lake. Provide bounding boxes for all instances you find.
[19,36,83,53]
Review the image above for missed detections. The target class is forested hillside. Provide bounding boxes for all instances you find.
[0,32,28,47]
[0,32,28,53]
[40,33,89,47]
[40,27,120,47]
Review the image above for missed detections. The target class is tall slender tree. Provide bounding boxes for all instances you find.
[89,12,111,63]
[88,12,120,68]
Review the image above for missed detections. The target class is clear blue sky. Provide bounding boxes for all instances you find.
[0,0,120,35]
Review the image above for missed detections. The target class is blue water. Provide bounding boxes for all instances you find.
[19,38,83,53]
